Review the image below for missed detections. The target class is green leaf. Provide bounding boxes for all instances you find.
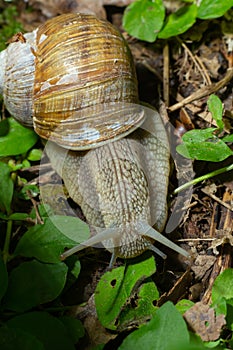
[69,258,81,279]
[95,255,156,330]
[0,255,8,302]
[177,128,233,161]
[91,346,105,350]
[4,260,68,312]
[8,212,30,221]
[30,203,54,219]
[207,95,224,129]
[0,118,38,157]
[18,184,40,200]
[211,269,233,331]
[63,256,81,291]
[123,0,165,42]
[225,303,233,331]
[118,280,159,329]
[15,216,90,263]
[158,4,197,39]
[22,159,31,168]
[197,0,233,19]
[59,316,85,344]
[7,312,75,350]
[176,299,194,314]
[27,148,42,161]
[177,139,233,161]
[0,161,14,214]
[119,301,190,350]
[214,297,227,317]
[0,325,44,350]
[0,118,10,136]
[222,134,233,142]
[212,269,233,304]
[189,333,217,350]
[181,128,215,142]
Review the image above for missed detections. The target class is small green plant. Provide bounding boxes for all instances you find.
[0,5,23,51]
[123,0,233,43]
[94,262,233,349]
[177,94,233,162]
[174,95,233,194]
[0,117,89,349]
[0,112,232,349]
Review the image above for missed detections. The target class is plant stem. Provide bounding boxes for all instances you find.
[173,163,233,194]
[3,219,12,264]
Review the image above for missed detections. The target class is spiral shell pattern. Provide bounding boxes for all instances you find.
[1,13,143,149]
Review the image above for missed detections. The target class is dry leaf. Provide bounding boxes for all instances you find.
[27,0,135,19]
[191,255,216,280]
[210,229,233,255]
[72,294,116,349]
[184,301,226,341]
[28,0,106,18]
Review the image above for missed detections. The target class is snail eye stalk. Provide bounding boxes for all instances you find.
[137,221,190,258]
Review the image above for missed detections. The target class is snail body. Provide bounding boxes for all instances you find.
[0,13,189,263]
[45,107,188,263]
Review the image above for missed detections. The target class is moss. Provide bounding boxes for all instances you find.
[0,5,23,51]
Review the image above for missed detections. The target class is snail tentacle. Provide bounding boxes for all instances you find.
[137,222,190,258]
[60,226,119,260]
[148,244,167,260]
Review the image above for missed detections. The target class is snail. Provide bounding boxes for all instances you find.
[0,13,189,265]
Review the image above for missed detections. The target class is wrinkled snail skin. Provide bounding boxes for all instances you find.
[0,13,189,262]
[46,115,189,261]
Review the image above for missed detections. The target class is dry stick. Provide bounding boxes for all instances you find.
[163,43,170,106]
[178,38,211,85]
[201,188,233,211]
[169,68,233,112]
[26,190,44,225]
[195,54,212,85]
[178,238,215,242]
[209,202,218,238]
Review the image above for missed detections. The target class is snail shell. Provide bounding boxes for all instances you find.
[0,13,144,149]
[0,31,36,127]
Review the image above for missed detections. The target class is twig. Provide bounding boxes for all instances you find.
[178,38,211,85]
[169,68,233,112]
[178,238,215,242]
[195,54,212,85]
[26,190,43,224]
[163,43,170,106]
[201,188,233,211]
